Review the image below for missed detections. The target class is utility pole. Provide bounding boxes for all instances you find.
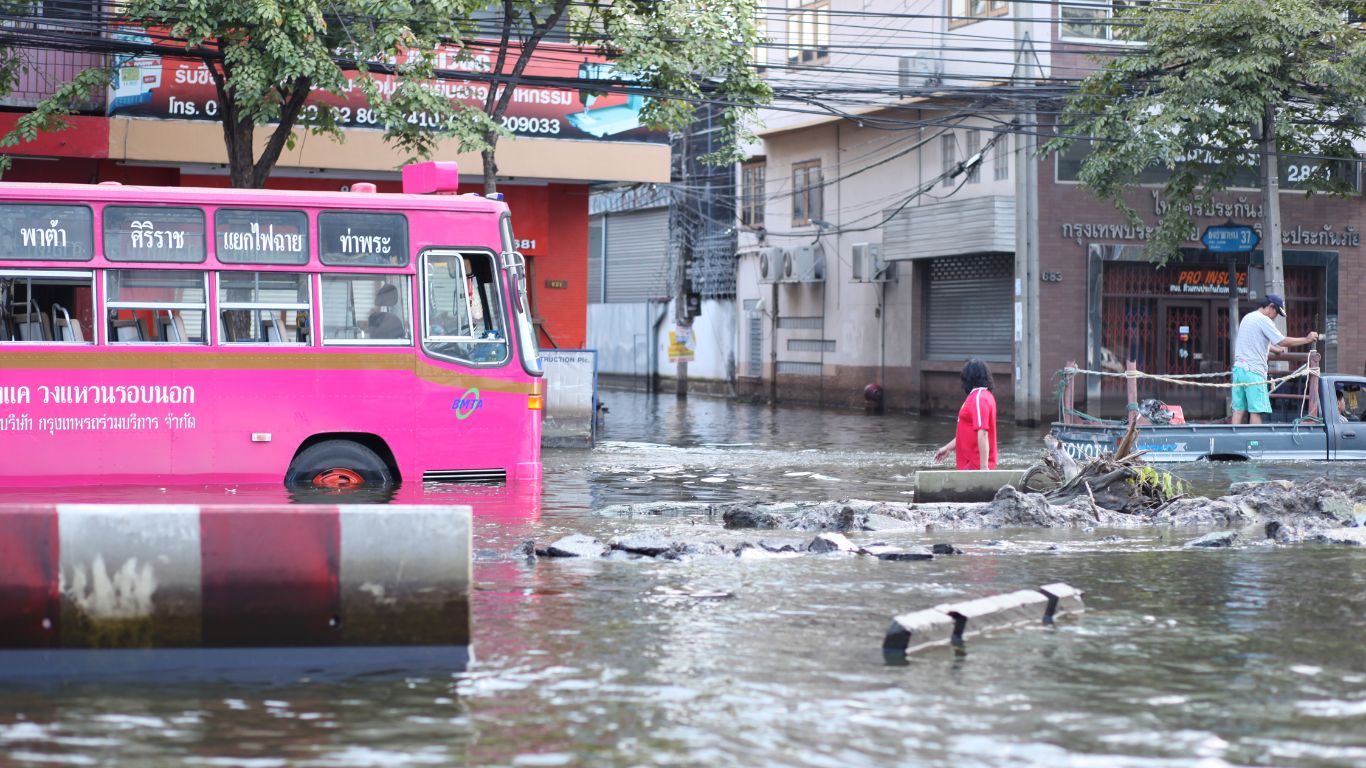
[675,124,691,398]
[1262,103,1286,333]
[1012,20,1042,426]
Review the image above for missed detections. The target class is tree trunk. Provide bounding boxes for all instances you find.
[481,136,499,195]
[226,118,257,189]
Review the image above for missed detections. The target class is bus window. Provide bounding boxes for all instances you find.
[218,272,311,344]
[320,274,411,344]
[106,269,208,344]
[422,251,508,365]
[0,270,95,343]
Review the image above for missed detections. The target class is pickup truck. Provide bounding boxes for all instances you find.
[1049,374,1366,463]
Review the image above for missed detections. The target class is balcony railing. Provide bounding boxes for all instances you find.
[1,47,107,110]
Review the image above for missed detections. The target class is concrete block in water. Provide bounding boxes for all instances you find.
[883,608,957,654]
[1037,583,1086,624]
[0,504,472,660]
[884,583,1086,656]
[914,470,1027,503]
[938,589,1050,638]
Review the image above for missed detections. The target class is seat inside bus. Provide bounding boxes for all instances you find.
[1,274,93,343]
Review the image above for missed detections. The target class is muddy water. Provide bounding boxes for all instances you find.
[3,391,1365,767]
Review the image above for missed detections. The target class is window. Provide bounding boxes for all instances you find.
[1060,1,1144,42]
[215,209,309,265]
[754,15,769,72]
[965,129,981,184]
[786,1,829,65]
[0,270,94,343]
[105,269,208,344]
[951,0,1008,27]
[103,207,207,263]
[218,272,311,344]
[318,212,409,267]
[741,162,766,228]
[942,134,957,188]
[792,160,822,226]
[320,274,411,344]
[994,133,1010,181]
[422,252,509,366]
[0,204,94,261]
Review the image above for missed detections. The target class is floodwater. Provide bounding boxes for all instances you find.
[3,391,1366,767]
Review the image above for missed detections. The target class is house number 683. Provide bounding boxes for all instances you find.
[1042,271,1063,282]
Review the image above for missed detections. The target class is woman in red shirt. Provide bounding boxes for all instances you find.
[932,358,998,470]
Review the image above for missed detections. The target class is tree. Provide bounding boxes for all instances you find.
[122,0,497,188]
[475,0,769,193]
[118,0,769,189]
[1045,0,1366,264]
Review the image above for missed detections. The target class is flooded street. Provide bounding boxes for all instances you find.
[4,391,1366,767]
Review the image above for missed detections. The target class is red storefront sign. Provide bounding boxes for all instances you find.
[107,30,667,144]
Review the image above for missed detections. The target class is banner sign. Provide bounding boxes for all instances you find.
[108,30,667,144]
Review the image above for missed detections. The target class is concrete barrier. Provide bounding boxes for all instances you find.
[913,469,1027,503]
[0,504,470,677]
[883,583,1085,657]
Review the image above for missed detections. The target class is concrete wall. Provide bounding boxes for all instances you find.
[587,299,736,388]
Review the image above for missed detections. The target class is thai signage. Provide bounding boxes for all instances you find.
[215,209,309,265]
[103,206,206,263]
[1061,191,1362,249]
[0,204,94,261]
[318,212,408,267]
[107,30,667,144]
[1168,268,1249,296]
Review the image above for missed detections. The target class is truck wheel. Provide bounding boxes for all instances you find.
[285,440,393,489]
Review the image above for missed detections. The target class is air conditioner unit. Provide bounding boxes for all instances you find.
[899,54,943,90]
[757,246,784,284]
[782,245,825,283]
[851,243,895,283]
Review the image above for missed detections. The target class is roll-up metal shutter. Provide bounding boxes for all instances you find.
[925,253,1012,361]
[604,208,670,303]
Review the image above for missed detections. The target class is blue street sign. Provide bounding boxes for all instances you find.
[1201,224,1260,253]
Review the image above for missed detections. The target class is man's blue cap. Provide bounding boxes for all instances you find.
[1266,293,1287,317]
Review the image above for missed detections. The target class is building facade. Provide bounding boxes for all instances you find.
[731,0,1364,424]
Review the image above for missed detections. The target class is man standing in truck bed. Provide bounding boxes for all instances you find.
[1231,294,1319,425]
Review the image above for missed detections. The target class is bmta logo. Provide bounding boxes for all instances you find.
[452,388,484,420]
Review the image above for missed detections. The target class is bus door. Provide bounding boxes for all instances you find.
[415,250,518,479]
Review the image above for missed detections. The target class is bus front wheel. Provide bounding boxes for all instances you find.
[286,440,394,490]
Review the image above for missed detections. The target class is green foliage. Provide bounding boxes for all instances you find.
[1045,0,1366,263]
[122,0,496,185]
[0,68,110,177]
[113,0,769,186]
[1130,465,1190,503]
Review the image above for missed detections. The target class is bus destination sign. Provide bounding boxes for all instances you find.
[0,204,94,261]
[216,209,309,265]
[103,206,207,263]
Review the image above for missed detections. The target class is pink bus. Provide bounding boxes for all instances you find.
[0,162,543,489]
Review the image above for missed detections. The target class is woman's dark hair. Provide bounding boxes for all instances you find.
[960,358,994,394]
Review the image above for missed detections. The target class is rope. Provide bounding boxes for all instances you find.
[1062,365,1320,390]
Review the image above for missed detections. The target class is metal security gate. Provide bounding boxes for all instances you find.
[603,208,669,303]
[924,253,1013,361]
[747,314,762,377]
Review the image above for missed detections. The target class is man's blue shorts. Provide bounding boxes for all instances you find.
[1232,366,1272,414]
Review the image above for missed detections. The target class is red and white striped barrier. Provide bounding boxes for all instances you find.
[0,505,470,658]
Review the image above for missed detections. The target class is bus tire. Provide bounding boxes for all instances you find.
[285,440,393,490]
